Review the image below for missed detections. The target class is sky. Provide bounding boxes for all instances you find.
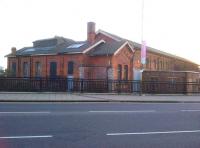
[0,0,200,69]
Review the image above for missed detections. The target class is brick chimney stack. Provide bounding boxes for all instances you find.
[87,22,96,43]
[11,47,16,55]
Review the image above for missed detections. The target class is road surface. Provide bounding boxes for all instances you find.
[0,102,200,148]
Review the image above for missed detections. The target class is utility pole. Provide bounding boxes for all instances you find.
[141,0,146,73]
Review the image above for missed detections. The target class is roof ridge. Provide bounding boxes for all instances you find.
[33,36,74,43]
[96,29,123,41]
[132,41,198,65]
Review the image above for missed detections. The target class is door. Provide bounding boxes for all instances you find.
[67,61,74,91]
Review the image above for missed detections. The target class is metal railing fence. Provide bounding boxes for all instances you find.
[0,77,199,94]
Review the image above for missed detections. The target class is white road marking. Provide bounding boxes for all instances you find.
[181,110,200,112]
[89,110,156,113]
[0,135,53,139]
[0,112,50,114]
[107,130,200,136]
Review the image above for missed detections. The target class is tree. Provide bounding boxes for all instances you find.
[3,69,14,77]
[0,69,4,76]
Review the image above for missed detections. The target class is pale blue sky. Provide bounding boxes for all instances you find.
[0,0,200,69]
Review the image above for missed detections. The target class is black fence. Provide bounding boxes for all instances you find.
[0,77,200,94]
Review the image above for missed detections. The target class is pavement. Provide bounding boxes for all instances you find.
[0,92,200,102]
[1,102,200,148]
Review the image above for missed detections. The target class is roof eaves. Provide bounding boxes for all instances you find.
[30,53,57,56]
[83,39,106,54]
[114,41,135,55]
[5,54,16,58]
[64,52,83,54]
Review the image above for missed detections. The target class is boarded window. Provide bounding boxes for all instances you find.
[50,62,57,78]
[124,65,128,80]
[23,62,29,77]
[68,61,74,75]
[35,62,42,77]
[117,64,122,80]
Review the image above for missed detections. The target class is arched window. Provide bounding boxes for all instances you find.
[50,62,57,78]
[146,58,149,69]
[35,62,41,77]
[124,65,128,80]
[117,64,122,80]
[154,60,157,70]
[68,61,74,75]
[23,62,29,77]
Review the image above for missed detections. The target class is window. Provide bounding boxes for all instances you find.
[124,65,128,80]
[146,58,149,69]
[166,61,168,70]
[160,61,162,70]
[67,43,85,48]
[68,61,74,75]
[23,62,29,77]
[11,62,16,77]
[157,59,160,70]
[163,61,165,70]
[149,58,151,70]
[35,62,42,77]
[117,64,122,80]
[154,60,157,70]
[50,62,57,78]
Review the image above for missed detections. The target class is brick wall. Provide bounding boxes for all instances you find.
[7,57,18,76]
[112,45,134,80]
[142,70,200,93]
[142,71,186,82]
[31,56,47,77]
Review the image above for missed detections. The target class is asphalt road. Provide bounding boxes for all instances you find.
[1,102,200,148]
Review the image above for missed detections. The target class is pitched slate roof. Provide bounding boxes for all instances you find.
[97,30,198,65]
[129,41,197,65]
[33,36,75,47]
[16,46,57,56]
[87,40,126,56]
[96,30,123,41]
[59,41,90,53]
[6,36,76,57]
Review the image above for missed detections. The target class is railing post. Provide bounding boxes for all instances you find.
[80,79,84,93]
[139,80,143,96]
[118,80,121,94]
[39,77,42,92]
[29,78,31,92]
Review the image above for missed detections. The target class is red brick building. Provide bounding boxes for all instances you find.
[6,22,200,81]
